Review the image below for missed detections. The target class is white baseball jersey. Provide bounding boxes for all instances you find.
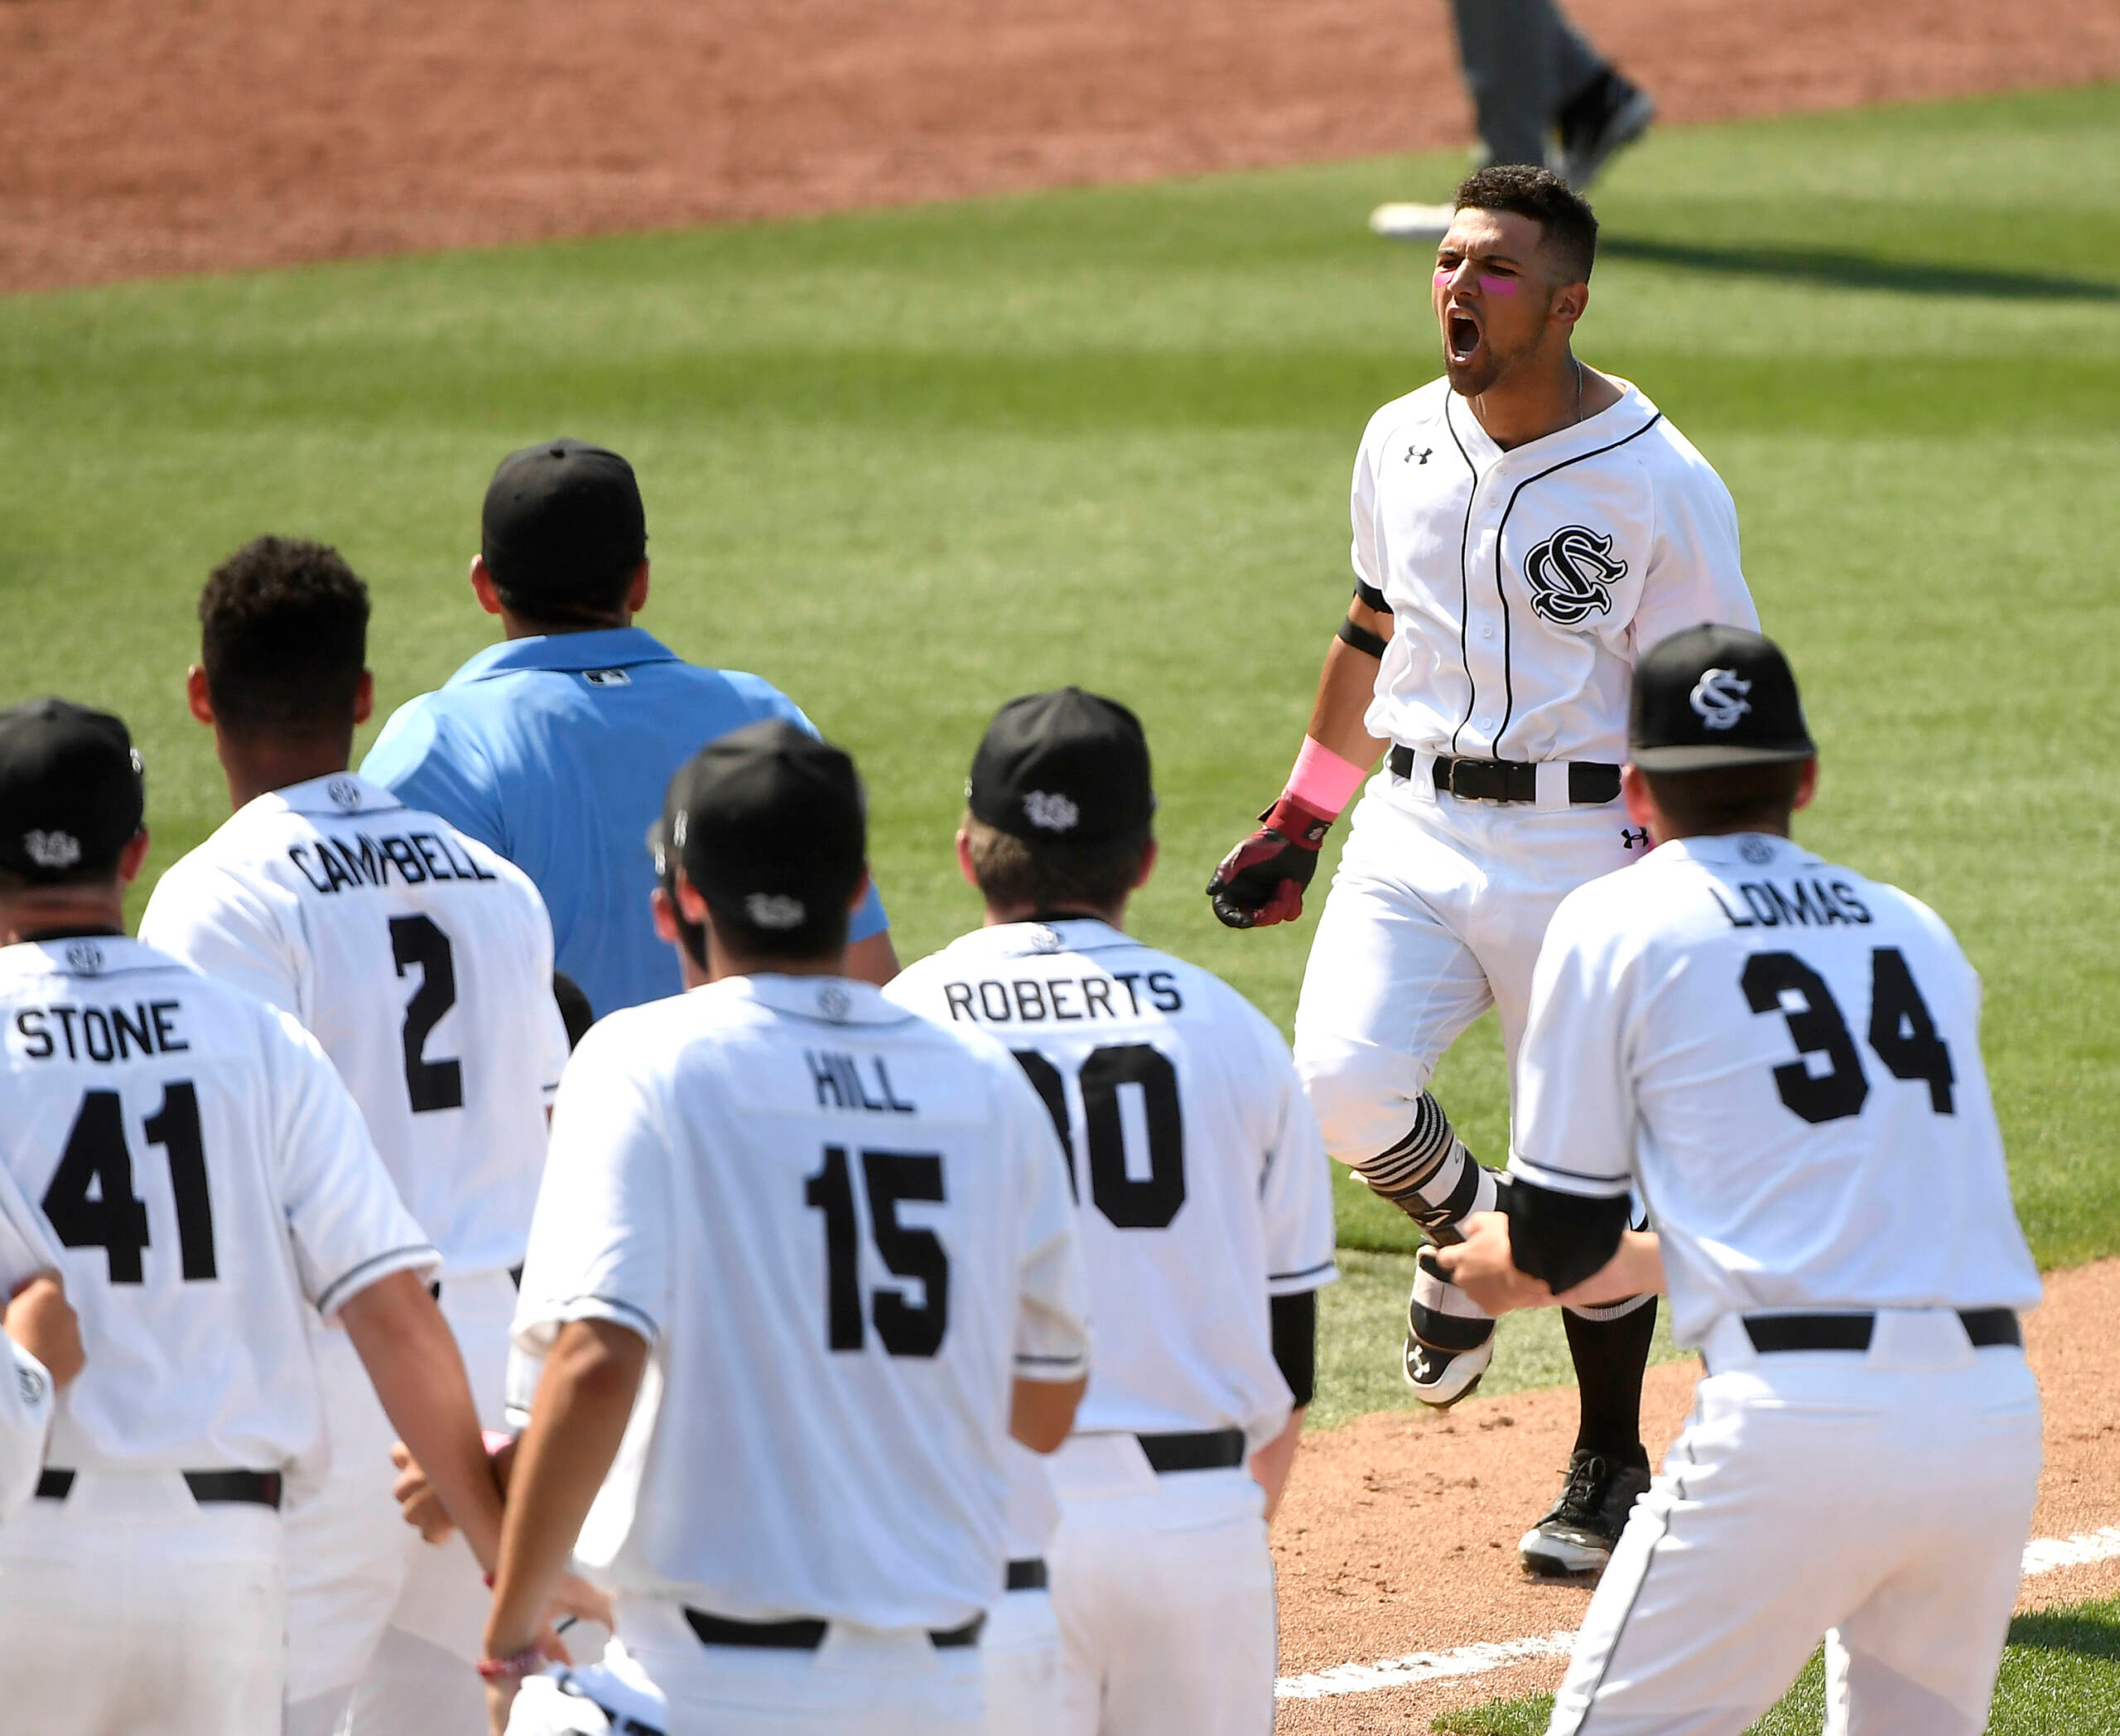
[0,937,436,1478]
[1352,376,1758,763]
[887,919,1337,1449]
[141,773,568,1276]
[1511,832,2041,1346]
[512,973,1090,1631]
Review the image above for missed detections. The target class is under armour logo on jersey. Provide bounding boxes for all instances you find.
[581,668,632,687]
[1022,791,1080,833]
[1689,668,1753,731]
[326,777,363,812]
[1620,827,1650,852]
[1523,527,1629,626]
[1404,444,1433,465]
[64,941,104,976]
[22,829,81,870]
[745,893,807,929]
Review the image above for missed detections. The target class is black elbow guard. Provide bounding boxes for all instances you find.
[1503,1179,1631,1294]
[1270,1290,1318,1408]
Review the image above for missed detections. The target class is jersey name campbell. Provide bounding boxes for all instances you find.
[0,938,436,1480]
[1352,377,1758,764]
[889,919,1337,1448]
[513,974,1088,1631]
[140,774,568,1276]
[1510,834,2041,1346]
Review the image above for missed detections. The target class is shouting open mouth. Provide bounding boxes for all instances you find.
[1445,306,1482,367]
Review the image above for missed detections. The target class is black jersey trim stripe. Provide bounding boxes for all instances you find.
[1510,1156,1636,1194]
[315,1244,441,1317]
[1442,397,1481,755]
[1490,410,1664,757]
[548,1294,662,1345]
[1014,1352,1088,1367]
[1269,1257,1339,1284]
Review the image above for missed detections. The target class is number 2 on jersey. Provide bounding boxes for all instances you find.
[390,914,464,1113]
[43,1084,217,1283]
[1742,946,1956,1125]
[805,1146,950,1357]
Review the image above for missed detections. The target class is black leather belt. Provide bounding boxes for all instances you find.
[36,1468,283,1508]
[1742,1309,2021,1354]
[1136,1427,1247,1473]
[1389,745,1621,806]
[1005,1557,1048,1593]
[683,1607,985,1652]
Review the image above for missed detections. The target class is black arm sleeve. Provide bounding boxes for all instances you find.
[1269,1290,1318,1408]
[1353,577,1390,614]
[1336,615,1389,659]
[1503,1178,1631,1294]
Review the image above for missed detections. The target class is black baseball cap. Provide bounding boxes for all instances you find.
[967,687,1156,844]
[1629,624,1817,772]
[0,698,146,881]
[662,721,866,944]
[480,438,647,607]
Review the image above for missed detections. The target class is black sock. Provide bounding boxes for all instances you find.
[1565,1299,1655,1466]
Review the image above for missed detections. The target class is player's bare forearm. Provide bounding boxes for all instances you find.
[844,929,899,986]
[484,1319,648,1663]
[1009,1374,1085,1454]
[1438,1215,1665,1316]
[1250,1407,1304,1524]
[340,1271,506,1572]
[1304,601,1395,767]
[5,1272,83,1388]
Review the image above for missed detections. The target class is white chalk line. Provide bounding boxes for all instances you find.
[1274,1526,2120,1701]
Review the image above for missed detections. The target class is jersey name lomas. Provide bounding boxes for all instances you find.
[937,969,1184,1026]
[285,827,499,896]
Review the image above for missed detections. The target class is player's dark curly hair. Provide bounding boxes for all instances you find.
[962,815,1153,917]
[199,537,369,739]
[1642,761,1808,836]
[1453,164,1597,284]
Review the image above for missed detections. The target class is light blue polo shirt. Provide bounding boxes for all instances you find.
[361,627,888,1020]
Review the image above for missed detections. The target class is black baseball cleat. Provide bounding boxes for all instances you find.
[1553,70,1655,191]
[1518,1449,1652,1581]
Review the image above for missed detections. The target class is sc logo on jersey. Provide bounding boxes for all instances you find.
[1523,526,1629,627]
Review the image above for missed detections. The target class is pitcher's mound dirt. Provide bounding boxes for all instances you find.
[1272,1258,2120,1730]
[6,0,2120,293]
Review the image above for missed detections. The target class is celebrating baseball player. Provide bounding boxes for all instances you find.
[890,688,1337,1736]
[0,697,510,1736]
[137,538,581,1735]
[1437,624,2044,1735]
[480,721,1090,1735]
[1207,162,1758,1576]
[360,437,897,1017]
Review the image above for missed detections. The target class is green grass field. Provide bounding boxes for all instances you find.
[1430,1594,2120,1734]
[2,87,2117,1427]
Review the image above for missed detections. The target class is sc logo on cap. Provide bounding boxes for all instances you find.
[1689,668,1752,731]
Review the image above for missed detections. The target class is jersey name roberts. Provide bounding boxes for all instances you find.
[889,918,1337,1450]
[1510,833,2042,1348]
[140,773,568,1279]
[1352,376,1757,765]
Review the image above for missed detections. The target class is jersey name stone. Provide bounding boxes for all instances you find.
[938,970,1183,1025]
[285,828,499,896]
[13,999,188,1063]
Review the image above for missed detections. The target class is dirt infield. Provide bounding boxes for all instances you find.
[1272,1257,2120,1730]
[4,0,2120,293]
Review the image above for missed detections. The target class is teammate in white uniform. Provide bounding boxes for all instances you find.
[1209,163,1757,1576]
[894,689,1338,1736]
[0,697,513,1736]
[1440,625,2045,1735]
[479,721,1091,1736]
[0,1265,83,1520]
[137,538,576,1735]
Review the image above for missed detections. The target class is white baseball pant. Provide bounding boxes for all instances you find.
[1549,1311,2043,1736]
[985,1582,1064,1736]
[1293,764,1638,1163]
[0,1470,285,1735]
[1044,1435,1277,1736]
[611,1597,987,1735]
[284,1267,518,1736]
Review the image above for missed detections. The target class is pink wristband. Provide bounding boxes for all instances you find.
[1284,738,1369,821]
[482,1430,514,1458]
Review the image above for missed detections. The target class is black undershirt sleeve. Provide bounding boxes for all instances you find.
[1503,1178,1632,1295]
[1353,578,1389,614]
[1270,1290,1318,1408]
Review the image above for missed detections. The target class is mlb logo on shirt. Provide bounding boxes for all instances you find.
[582,668,633,688]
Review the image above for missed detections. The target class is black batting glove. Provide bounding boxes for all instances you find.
[1206,794,1335,929]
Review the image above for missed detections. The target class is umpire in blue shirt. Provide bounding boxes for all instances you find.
[363,439,896,1018]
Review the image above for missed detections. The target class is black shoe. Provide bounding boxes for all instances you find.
[1518,1449,1651,1581]
[1553,70,1655,190]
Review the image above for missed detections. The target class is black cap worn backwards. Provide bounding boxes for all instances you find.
[480,438,647,609]
[662,721,866,943]
[1629,624,1817,773]
[967,687,1156,844]
[0,698,146,881]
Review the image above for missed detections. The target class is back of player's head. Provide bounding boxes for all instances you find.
[961,687,1156,914]
[1453,164,1597,286]
[1630,624,1817,832]
[481,438,647,623]
[199,536,370,740]
[0,697,146,890]
[663,721,866,962]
